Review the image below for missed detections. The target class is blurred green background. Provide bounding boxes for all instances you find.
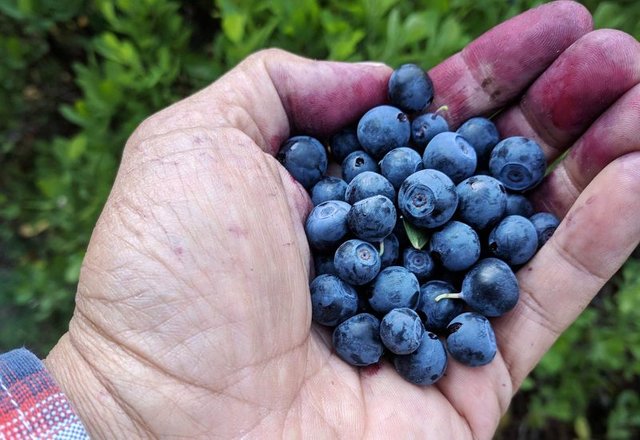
[1,0,639,438]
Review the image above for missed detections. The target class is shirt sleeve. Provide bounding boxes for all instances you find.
[0,348,89,440]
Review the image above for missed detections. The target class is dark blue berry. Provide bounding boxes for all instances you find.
[456,117,500,166]
[394,332,448,385]
[369,266,421,314]
[403,248,435,282]
[456,175,507,230]
[310,176,348,206]
[305,200,350,251]
[380,308,425,355]
[277,135,328,190]
[530,211,560,249]
[310,274,359,326]
[342,150,379,183]
[347,195,397,242]
[411,113,449,150]
[330,126,361,163]
[333,313,384,366]
[446,312,497,367]
[357,105,411,159]
[429,221,481,272]
[379,147,424,191]
[489,136,546,191]
[380,233,400,268]
[334,239,381,286]
[505,193,534,217]
[417,280,464,333]
[423,132,477,184]
[345,171,395,204]
[388,64,434,113]
[398,169,458,229]
[488,215,538,266]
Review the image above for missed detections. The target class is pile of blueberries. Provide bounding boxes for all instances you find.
[277,64,560,386]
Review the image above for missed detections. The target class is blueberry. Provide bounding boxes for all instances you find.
[489,136,546,191]
[456,117,500,166]
[345,171,396,204]
[277,135,328,190]
[437,258,519,317]
[380,233,400,268]
[380,308,425,355]
[488,215,538,266]
[411,113,449,150]
[456,175,507,230]
[334,239,382,286]
[423,132,477,184]
[429,221,481,272]
[403,248,435,282]
[504,193,534,217]
[369,266,421,314]
[342,150,379,183]
[333,313,385,366]
[529,211,560,249]
[310,274,359,327]
[347,195,397,242]
[446,312,497,367]
[398,169,458,229]
[388,64,434,113]
[379,147,424,190]
[394,331,448,385]
[357,105,411,159]
[330,126,361,163]
[305,200,351,251]
[311,176,348,205]
[417,280,464,333]
[314,253,337,277]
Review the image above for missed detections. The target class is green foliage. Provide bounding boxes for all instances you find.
[3,0,640,437]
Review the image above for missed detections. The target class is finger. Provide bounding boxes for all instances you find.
[428,0,592,127]
[531,83,640,217]
[495,29,640,160]
[493,152,640,389]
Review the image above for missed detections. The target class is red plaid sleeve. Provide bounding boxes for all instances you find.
[0,348,88,439]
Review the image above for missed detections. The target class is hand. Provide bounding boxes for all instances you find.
[45,1,640,438]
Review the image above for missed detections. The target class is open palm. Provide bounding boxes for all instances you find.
[46,2,640,438]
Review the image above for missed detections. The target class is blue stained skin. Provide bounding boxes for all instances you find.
[330,126,361,163]
[388,64,434,113]
[310,274,359,327]
[342,150,380,183]
[489,136,546,191]
[460,258,519,317]
[345,171,396,204]
[305,200,351,251]
[488,215,538,266]
[379,147,424,190]
[393,331,448,385]
[380,233,400,268]
[504,193,534,217]
[357,105,411,159]
[456,175,507,230]
[333,313,385,367]
[423,132,477,184]
[417,280,464,333]
[334,239,381,286]
[347,195,397,242]
[311,176,348,205]
[429,221,481,272]
[529,211,560,249]
[398,169,458,229]
[380,308,425,355]
[456,117,500,166]
[403,248,435,282]
[369,266,421,314]
[411,113,449,150]
[314,253,337,277]
[277,135,328,190]
[446,312,497,367]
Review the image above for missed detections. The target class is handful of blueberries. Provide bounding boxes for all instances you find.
[278,64,560,386]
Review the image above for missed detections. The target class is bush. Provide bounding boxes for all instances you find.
[1,0,639,438]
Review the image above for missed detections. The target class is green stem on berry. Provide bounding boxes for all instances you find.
[435,292,462,302]
[378,241,385,256]
[435,105,449,115]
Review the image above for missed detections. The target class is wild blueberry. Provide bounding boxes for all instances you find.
[411,113,449,150]
[423,132,477,184]
[345,171,395,204]
[347,195,397,242]
[417,280,464,333]
[530,211,560,249]
[380,233,400,268]
[403,248,435,282]
[429,221,481,272]
[311,176,348,205]
[305,200,350,251]
[342,150,379,183]
[446,312,497,367]
[310,274,359,327]
[334,239,381,286]
[379,147,424,190]
[489,136,546,191]
[388,64,434,113]
[277,135,328,190]
[456,175,507,230]
[330,126,361,163]
[380,308,425,355]
[314,252,337,277]
[333,313,385,366]
[357,105,411,159]
[488,215,538,266]
[369,266,421,314]
[505,193,534,217]
[394,332,448,385]
[456,117,500,166]
[398,169,458,229]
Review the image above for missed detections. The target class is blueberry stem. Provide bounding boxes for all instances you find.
[378,241,385,256]
[435,105,449,115]
[434,292,461,302]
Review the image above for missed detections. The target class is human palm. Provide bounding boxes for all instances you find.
[46,2,640,438]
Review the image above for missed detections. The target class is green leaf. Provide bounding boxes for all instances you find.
[222,13,247,44]
[403,218,429,250]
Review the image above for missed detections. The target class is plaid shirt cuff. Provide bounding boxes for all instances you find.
[0,348,89,439]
